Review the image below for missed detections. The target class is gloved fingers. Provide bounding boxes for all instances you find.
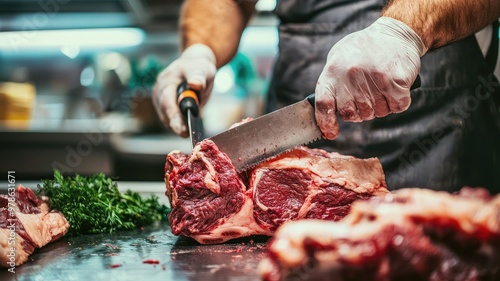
[153,73,188,137]
[315,77,340,140]
[383,71,411,113]
[347,67,375,121]
[336,93,360,122]
[372,91,391,118]
[185,69,208,91]
[388,61,418,113]
[163,81,189,137]
[152,68,174,126]
[316,16,424,128]
[365,71,392,118]
[152,44,217,138]
[385,89,411,113]
[152,82,169,125]
[183,62,217,107]
[333,68,361,122]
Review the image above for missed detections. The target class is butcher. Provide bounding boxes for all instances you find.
[153,0,500,193]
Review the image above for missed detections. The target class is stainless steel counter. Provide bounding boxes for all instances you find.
[0,222,269,281]
[0,175,265,281]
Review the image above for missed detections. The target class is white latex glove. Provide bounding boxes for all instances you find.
[315,17,428,140]
[153,44,217,137]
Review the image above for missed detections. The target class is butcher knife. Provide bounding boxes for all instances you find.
[209,76,421,172]
[177,82,205,149]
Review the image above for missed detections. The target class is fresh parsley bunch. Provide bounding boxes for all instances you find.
[38,170,169,235]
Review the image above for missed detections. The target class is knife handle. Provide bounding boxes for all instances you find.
[177,81,200,118]
[411,75,421,90]
[306,74,422,107]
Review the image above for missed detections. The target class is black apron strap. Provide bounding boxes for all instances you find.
[485,20,499,74]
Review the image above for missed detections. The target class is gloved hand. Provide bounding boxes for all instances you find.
[153,44,217,137]
[315,17,428,140]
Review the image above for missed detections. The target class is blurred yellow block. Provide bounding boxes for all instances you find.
[0,82,36,129]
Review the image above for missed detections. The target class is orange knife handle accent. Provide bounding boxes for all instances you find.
[177,90,199,106]
[177,81,201,117]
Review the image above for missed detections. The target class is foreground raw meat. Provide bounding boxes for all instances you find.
[165,139,388,244]
[0,185,69,268]
[259,187,500,281]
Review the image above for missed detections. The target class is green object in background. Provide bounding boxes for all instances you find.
[228,53,258,98]
[38,170,170,236]
[128,55,164,91]
[230,53,257,87]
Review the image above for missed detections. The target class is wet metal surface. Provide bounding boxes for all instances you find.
[0,222,269,281]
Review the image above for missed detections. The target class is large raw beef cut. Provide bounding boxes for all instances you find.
[165,139,388,244]
[0,185,69,268]
[259,187,500,281]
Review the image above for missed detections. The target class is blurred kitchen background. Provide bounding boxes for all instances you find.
[0,0,279,181]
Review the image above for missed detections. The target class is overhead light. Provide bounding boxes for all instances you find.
[0,28,145,52]
[100,52,123,70]
[60,45,80,59]
[80,66,95,87]
[255,0,277,11]
[213,66,235,93]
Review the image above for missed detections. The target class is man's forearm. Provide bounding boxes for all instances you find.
[180,0,255,68]
[383,0,500,50]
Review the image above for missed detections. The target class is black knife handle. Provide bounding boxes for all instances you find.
[306,93,316,107]
[411,75,421,91]
[306,74,421,107]
[177,81,201,118]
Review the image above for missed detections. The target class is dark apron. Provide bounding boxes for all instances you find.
[269,0,500,193]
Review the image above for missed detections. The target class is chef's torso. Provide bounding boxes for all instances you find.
[268,0,500,193]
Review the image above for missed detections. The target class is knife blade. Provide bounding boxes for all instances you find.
[208,75,422,172]
[177,82,205,149]
[209,94,320,172]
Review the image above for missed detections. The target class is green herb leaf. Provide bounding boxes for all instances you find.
[37,170,169,236]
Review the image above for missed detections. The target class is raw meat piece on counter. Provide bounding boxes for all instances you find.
[259,187,500,281]
[165,139,388,244]
[0,185,69,268]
